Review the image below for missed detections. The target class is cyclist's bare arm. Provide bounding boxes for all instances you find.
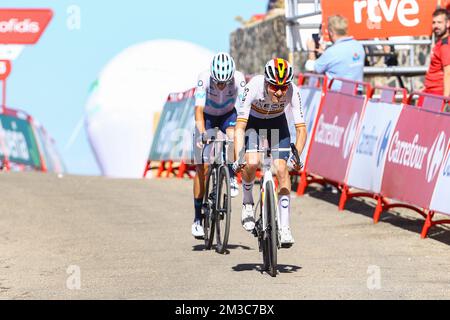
[195,106,206,134]
[234,120,247,162]
[291,85,307,156]
[235,81,254,161]
[295,124,307,158]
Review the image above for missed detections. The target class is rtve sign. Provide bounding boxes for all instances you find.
[0,9,53,45]
[322,0,435,39]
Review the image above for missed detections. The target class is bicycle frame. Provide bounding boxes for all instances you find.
[203,133,233,213]
[254,148,287,249]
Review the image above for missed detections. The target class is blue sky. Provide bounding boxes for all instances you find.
[1,0,267,175]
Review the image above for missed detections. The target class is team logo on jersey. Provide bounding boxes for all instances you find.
[240,81,246,88]
[242,87,249,103]
[198,80,203,87]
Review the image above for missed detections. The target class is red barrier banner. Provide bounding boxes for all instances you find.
[381,107,450,209]
[322,0,435,39]
[307,90,366,183]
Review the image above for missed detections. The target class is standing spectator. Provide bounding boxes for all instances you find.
[305,15,365,88]
[424,8,450,97]
[304,15,365,193]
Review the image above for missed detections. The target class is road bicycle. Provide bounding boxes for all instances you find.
[201,129,233,254]
[236,142,301,277]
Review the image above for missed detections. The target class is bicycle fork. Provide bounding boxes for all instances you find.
[255,171,281,251]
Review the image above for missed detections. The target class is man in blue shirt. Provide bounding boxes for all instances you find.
[305,15,365,89]
[304,15,365,193]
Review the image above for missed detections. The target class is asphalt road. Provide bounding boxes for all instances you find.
[0,172,450,300]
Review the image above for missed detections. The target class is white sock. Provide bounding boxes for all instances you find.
[242,179,255,205]
[279,195,290,228]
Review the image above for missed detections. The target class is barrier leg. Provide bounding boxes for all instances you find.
[143,161,151,178]
[338,185,349,212]
[421,211,435,239]
[166,161,174,178]
[297,171,308,196]
[177,162,187,179]
[157,161,166,178]
[374,196,385,224]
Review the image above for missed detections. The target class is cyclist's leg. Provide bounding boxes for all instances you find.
[220,109,240,196]
[270,115,293,231]
[193,115,214,224]
[223,110,237,170]
[242,118,260,205]
[240,118,259,231]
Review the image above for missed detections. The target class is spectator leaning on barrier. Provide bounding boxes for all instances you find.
[304,15,365,87]
[424,8,450,98]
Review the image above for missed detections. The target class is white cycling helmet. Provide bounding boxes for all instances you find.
[210,52,235,83]
[264,58,294,86]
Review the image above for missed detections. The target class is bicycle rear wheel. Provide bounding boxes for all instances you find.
[265,181,278,277]
[215,165,231,254]
[203,167,216,250]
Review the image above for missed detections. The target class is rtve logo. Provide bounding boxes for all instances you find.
[354,0,420,28]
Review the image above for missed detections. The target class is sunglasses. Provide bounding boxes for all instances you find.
[212,79,228,86]
[268,83,289,92]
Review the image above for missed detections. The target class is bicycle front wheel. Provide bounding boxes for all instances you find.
[203,167,216,250]
[265,180,278,277]
[215,165,231,254]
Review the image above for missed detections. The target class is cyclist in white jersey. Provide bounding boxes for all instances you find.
[191,52,246,239]
[233,58,307,246]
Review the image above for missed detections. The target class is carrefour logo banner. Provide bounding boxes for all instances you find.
[381,108,450,209]
[430,137,450,214]
[0,114,41,168]
[347,101,403,193]
[307,91,366,183]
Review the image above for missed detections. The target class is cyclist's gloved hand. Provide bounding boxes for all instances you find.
[201,132,209,144]
[288,153,304,172]
[232,160,246,174]
[196,132,208,149]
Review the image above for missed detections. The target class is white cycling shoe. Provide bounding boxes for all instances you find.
[241,204,256,232]
[192,222,205,239]
[230,177,239,198]
[280,226,295,247]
